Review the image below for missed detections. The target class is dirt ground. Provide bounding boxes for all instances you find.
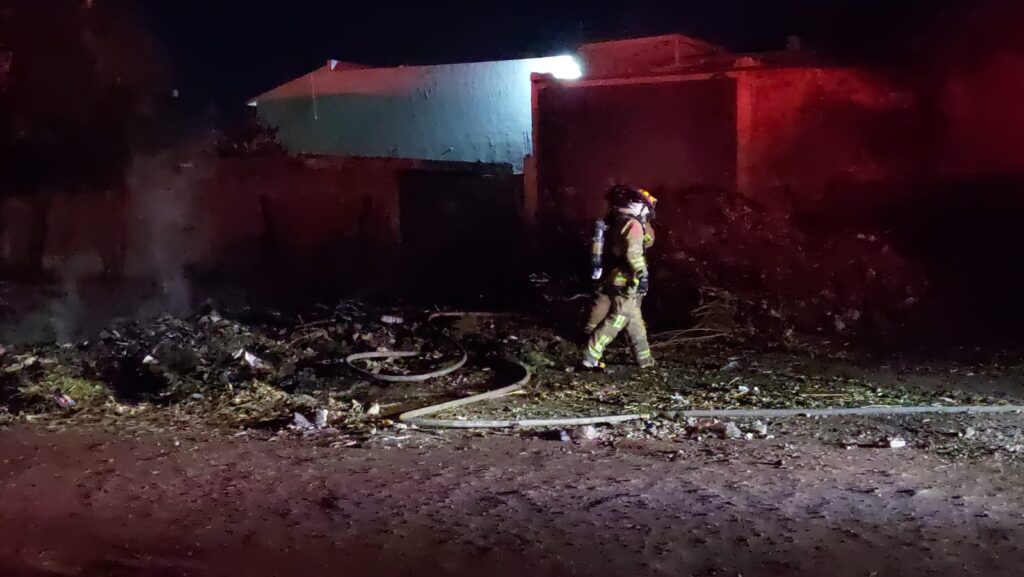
[2,414,1024,577]
[2,297,1024,576]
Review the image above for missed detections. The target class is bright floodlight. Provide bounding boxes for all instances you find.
[533,55,583,80]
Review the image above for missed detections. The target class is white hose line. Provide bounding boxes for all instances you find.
[359,313,1024,428]
[678,405,1024,418]
[407,414,648,429]
[398,361,649,429]
[345,350,468,383]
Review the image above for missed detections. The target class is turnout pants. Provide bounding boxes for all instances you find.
[584,290,653,366]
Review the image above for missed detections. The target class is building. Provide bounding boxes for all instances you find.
[249,56,582,173]
[530,35,915,230]
[4,34,916,294]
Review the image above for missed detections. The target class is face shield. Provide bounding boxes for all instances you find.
[624,202,651,220]
[638,189,658,222]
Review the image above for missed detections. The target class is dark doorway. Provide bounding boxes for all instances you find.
[399,168,526,306]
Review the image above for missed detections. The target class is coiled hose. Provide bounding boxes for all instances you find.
[345,312,646,429]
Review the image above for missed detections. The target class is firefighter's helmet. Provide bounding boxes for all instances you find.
[606,185,658,211]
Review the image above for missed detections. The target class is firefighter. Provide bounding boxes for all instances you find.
[583,185,658,369]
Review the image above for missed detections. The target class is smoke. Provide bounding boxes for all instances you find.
[47,252,104,343]
[0,139,211,344]
[124,140,213,317]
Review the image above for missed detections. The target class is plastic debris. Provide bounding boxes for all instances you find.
[52,394,76,410]
[721,360,740,372]
[234,349,268,371]
[314,408,330,428]
[201,309,224,324]
[709,421,743,439]
[366,403,381,417]
[572,425,601,441]
[750,420,769,437]
[291,413,314,430]
[888,437,908,449]
[142,355,159,365]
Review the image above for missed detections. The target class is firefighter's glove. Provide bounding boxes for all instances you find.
[636,274,650,297]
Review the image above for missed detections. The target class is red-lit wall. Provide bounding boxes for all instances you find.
[737,68,920,214]
[0,156,406,281]
[43,191,127,276]
[577,35,722,79]
[534,66,921,236]
[939,52,1024,177]
[535,75,738,227]
[0,155,526,291]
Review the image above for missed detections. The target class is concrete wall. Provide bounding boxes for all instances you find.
[253,57,580,172]
[534,75,738,226]
[533,65,924,228]
[43,190,126,278]
[0,155,525,296]
[578,35,724,79]
[736,67,921,214]
[939,51,1024,177]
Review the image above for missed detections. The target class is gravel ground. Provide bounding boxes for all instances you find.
[2,415,1024,577]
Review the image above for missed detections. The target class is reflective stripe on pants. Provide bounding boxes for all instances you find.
[583,290,652,365]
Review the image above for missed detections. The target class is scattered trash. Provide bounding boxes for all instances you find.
[724,422,744,439]
[708,421,744,440]
[5,356,38,373]
[202,309,224,324]
[314,408,330,428]
[888,437,908,449]
[749,420,769,437]
[380,315,404,325]
[291,413,314,430]
[52,394,76,410]
[573,425,601,442]
[234,349,269,371]
[559,430,572,443]
[0,296,1014,460]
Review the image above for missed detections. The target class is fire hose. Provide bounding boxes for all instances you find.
[344,312,647,429]
[346,314,1024,429]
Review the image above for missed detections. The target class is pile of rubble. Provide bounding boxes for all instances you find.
[0,302,451,436]
[651,187,928,339]
[0,300,1019,461]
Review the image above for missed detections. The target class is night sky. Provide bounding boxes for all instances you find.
[141,0,960,111]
